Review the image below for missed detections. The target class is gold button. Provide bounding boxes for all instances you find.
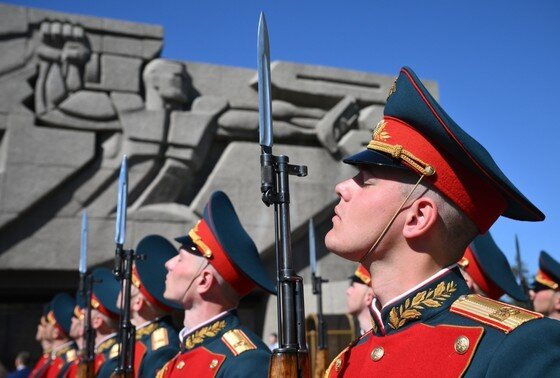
[209,359,219,369]
[176,361,185,369]
[371,346,384,361]
[335,358,342,371]
[454,336,470,354]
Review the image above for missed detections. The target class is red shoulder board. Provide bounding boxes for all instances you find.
[157,347,226,378]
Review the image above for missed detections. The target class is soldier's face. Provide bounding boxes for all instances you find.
[69,315,84,339]
[325,167,409,261]
[346,282,372,316]
[531,288,557,315]
[164,249,207,307]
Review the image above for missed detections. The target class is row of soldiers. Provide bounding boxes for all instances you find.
[30,66,560,377]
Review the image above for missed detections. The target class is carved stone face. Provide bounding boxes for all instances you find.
[144,59,189,106]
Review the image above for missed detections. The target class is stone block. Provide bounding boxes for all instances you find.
[0,38,27,76]
[103,18,163,39]
[142,39,163,60]
[84,52,100,84]
[121,110,166,142]
[337,129,371,158]
[0,67,35,114]
[58,90,117,120]
[249,61,398,107]
[192,142,354,252]
[184,62,256,104]
[110,92,144,114]
[28,8,104,30]
[316,96,359,154]
[358,104,384,130]
[168,111,214,147]
[131,159,192,207]
[0,4,28,35]
[102,35,143,57]
[4,113,95,167]
[87,33,102,52]
[130,203,197,223]
[0,114,95,215]
[39,110,121,131]
[86,54,142,93]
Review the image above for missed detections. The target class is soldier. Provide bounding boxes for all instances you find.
[44,293,79,377]
[531,251,560,320]
[29,304,52,378]
[324,66,560,376]
[90,267,121,377]
[346,264,374,335]
[122,235,181,377]
[65,291,87,377]
[157,191,276,377]
[459,232,528,302]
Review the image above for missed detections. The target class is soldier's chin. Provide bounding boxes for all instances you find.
[325,231,361,261]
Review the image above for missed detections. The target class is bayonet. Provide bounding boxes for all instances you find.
[258,12,273,151]
[115,155,128,247]
[112,155,136,377]
[258,12,309,378]
[79,210,88,275]
[309,219,317,276]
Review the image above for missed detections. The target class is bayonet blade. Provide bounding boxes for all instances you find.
[79,210,88,274]
[258,12,273,149]
[115,155,128,245]
[309,219,317,275]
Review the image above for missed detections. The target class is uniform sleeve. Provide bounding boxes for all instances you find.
[139,345,179,378]
[486,318,560,377]
[219,349,271,378]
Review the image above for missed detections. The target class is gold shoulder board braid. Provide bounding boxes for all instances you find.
[450,294,542,334]
[151,328,170,351]
[109,343,120,359]
[221,329,256,356]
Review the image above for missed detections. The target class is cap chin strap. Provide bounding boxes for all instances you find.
[180,261,210,305]
[359,174,427,264]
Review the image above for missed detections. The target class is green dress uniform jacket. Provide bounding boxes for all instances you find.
[327,267,560,377]
[134,316,179,377]
[157,311,271,378]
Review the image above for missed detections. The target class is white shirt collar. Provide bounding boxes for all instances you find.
[179,310,231,342]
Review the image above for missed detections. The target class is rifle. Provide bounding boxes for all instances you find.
[308,219,328,378]
[77,210,95,378]
[111,156,139,378]
[258,13,310,378]
[515,234,533,310]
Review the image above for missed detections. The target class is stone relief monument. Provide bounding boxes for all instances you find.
[0,2,438,359]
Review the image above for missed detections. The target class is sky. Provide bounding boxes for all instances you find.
[6,0,560,276]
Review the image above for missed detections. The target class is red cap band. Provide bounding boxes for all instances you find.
[371,117,507,232]
[132,265,173,312]
[91,294,119,320]
[197,220,256,296]
[462,246,503,300]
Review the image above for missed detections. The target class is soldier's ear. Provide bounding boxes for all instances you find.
[196,269,214,294]
[554,291,560,311]
[402,197,438,239]
[364,288,374,306]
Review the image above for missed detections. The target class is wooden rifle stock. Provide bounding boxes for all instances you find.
[76,361,95,378]
[269,350,310,378]
[314,349,328,378]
